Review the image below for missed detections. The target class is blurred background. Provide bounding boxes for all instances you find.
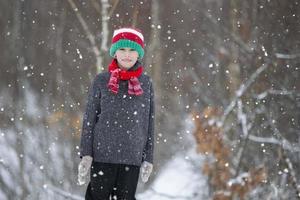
[0,0,300,199]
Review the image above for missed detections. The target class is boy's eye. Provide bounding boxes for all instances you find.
[129,49,135,51]
[119,48,125,51]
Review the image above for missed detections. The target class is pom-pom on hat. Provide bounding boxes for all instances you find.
[109,27,145,59]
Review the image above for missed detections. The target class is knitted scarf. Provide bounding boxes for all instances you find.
[107,59,144,96]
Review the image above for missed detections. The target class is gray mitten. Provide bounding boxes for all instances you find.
[78,155,93,185]
[140,161,153,183]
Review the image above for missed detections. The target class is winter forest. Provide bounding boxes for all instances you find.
[0,0,300,199]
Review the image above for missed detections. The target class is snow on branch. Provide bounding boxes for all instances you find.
[275,53,300,59]
[279,148,300,199]
[234,99,251,176]
[266,115,298,152]
[248,135,300,153]
[219,64,269,127]
[235,64,268,97]
[193,109,267,200]
[256,89,298,101]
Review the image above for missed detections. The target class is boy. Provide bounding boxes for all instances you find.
[78,27,155,200]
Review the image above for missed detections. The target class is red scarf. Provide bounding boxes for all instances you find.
[107,59,144,96]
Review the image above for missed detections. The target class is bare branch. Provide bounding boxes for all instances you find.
[89,0,110,72]
[264,113,300,197]
[219,63,269,126]
[281,149,300,199]
[199,9,253,54]
[234,99,251,176]
[99,0,110,52]
[90,0,101,14]
[107,0,120,18]
[131,5,139,27]
[66,0,102,72]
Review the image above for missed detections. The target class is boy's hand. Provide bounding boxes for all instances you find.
[140,161,153,183]
[78,155,93,185]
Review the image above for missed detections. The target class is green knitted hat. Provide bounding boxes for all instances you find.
[109,28,145,59]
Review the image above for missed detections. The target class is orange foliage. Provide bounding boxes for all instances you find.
[193,107,231,190]
[193,106,267,200]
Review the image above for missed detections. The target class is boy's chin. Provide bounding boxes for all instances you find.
[119,62,135,68]
[120,65,133,70]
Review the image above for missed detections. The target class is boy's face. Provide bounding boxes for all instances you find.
[115,48,139,70]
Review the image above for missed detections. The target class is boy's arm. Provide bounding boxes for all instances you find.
[79,75,101,158]
[142,81,155,164]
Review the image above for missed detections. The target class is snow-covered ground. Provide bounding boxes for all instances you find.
[137,148,208,200]
[137,115,209,200]
[43,148,209,200]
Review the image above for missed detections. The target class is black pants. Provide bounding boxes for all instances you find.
[85,162,140,200]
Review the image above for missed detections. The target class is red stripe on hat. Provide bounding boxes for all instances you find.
[112,32,144,48]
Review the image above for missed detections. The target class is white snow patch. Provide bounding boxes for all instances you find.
[137,149,208,200]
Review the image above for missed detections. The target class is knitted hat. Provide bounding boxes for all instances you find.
[109,27,145,59]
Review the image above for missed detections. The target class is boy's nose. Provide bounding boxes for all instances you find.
[124,51,130,56]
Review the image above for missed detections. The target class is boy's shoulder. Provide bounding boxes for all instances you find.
[140,73,152,82]
[97,71,110,77]
[95,72,110,81]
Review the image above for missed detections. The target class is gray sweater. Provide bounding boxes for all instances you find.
[79,71,155,166]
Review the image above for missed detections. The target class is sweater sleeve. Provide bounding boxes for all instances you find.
[142,81,155,164]
[79,75,101,158]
